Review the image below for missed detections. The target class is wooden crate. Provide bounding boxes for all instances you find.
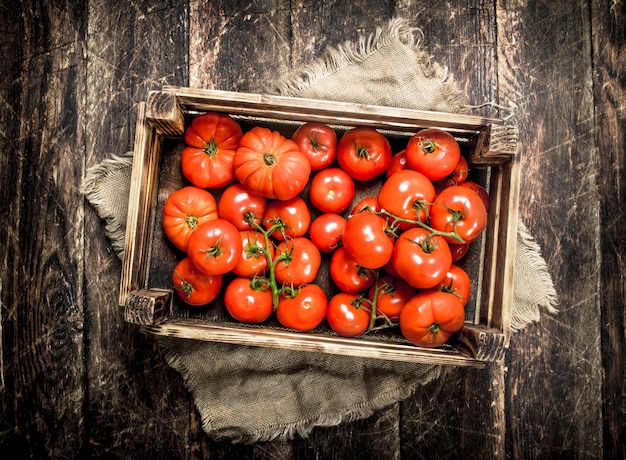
[120,86,520,368]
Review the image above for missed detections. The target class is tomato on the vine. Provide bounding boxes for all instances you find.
[337,127,392,181]
[218,183,267,231]
[232,230,273,277]
[263,196,311,241]
[234,126,311,200]
[350,196,380,216]
[291,122,337,170]
[329,247,376,294]
[326,293,371,337]
[187,219,242,275]
[342,211,394,269]
[309,213,346,253]
[276,284,328,331]
[181,112,243,188]
[377,169,435,229]
[440,155,469,187]
[309,168,355,213]
[274,237,321,286]
[429,185,488,244]
[162,186,219,252]
[223,277,273,323]
[368,275,416,322]
[172,257,222,306]
[428,264,471,306]
[405,128,460,182]
[399,291,465,347]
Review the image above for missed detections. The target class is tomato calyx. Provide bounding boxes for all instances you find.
[173,271,194,299]
[418,137,437,154]
[375,208,466,244]
[199,236,225,260]
[354,142,374,162]
[185,215,199,230]
[263,153,277,166]
[203,138,219,157]
[308,131,329,153]
[427,323,441,344]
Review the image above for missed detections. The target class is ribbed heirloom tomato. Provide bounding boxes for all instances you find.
[171,257,222,306]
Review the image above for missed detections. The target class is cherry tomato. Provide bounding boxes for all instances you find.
[405,128,460,181]
[263,197,311,241]
[223,277,273,323]
[162,186,218,252]
[377,169,435,229]
[309,168,355,213]
[309,213,346,253]
[274,237,321,286]
[187,219,242,275]
[276,284,328,331]
[291,122,337,170]
[368,275,416,322]
[172,257,222,306]
[326,293,371,337]
[441,155,469,187]
[232,230,273,277]
[329,247,376,294]
[337,127,392,181]
[449,242,470,262]
[427,264,471,306]
[218,183,267,231]
[461,181,490,212]
[386,150,407,177]
[399,291,465,347]
[342,211,394,269]
[429,185,488,244]
[391,227,452,289]
[350,196,380,216]
[181,112,243,188]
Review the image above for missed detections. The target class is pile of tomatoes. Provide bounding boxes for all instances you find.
[161,112,490,348]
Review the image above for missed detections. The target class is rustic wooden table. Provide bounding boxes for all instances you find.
[1,1,624,458]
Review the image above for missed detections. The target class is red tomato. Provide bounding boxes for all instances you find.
[291,122,337,170]
[428,264,471,306]
[223,277,273,323]
[172,257,222,306]
[326,293,371,337]
[405,128,460,181]
[232,230,273,277]
[218,183,267,231]
[391,227,452,289]
[377,169,435,229]
[441,155,469,187]
[162,186,219,252]
[187,219,242,275]
[276,284,328,331]
[263,197,311,241]
[181,112,243,188]
[274,237,321,285]
[350,196,380,216]
[309,168,355,213]
[337,127,392,181]
[386,150,407,177]
[329,247,376,294]
[234,126,311,200]
[429,185,488,244]
[309,213,346,253]
[449,242,470,262]
[400,291,466,347]
[461,181,490,212]
[368,275,416,322]
[342,211,394,269]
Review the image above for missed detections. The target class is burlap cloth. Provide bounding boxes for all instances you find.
[81,18,558,444]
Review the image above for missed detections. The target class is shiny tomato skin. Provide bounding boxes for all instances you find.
[392,227,452,289]
[342,211,394,269]
[405,128,460,182]
[234,126,311,200]
[181,112,243,188]
[218,183,267,231]
[326,293,371,337]
[337,127,392,181]
[428,264,471,306]
[187,219,243,275]
[461,181,490,212]
[172,257,222,306]
[329,247,376,294]
[276,284,328,331]
[378,169,435,228]
[368,275,416,322]
[223,277,273,323]
[309,213,346,253]
[274,237,322,285]
[399,291,466,347]
[263,196,311,241]
[350,196,380,216]
[441,155,469,187]
[309,168,355,213]
[162,186,219,252]
[429,185,488,244]
[291,122,337,170]
[386,150,407,177]
[232,230,273,277]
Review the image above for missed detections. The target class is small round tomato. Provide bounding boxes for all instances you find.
[309,168,355,213]
[429,185,488,244]
[181,112,243,188]
[399,291,466,347]
[162,186,219,252]
[276,284,328,331]
[391,227,452,289]
[234,126,311,200]
[405,128,460,182]
[342,211,394,269]
[386,150,407,177]
[218,183,267,231]
[428,264,471,306]
[309,213,346,253]
[187,219,242,275]
[329,247,376,294]
[263,197,311,241]
[224,277,273,323]
[291,122,337,170]
[368,275,416,322]
[232,230,273,277]
[461,181,490,212]
[337,127,392,181]
[172,257,222,306]
[326,293,371,337]
[274,237,321,286]
[449,242,470,262]
[350,196,380,216]
[377,169,435,229]
[441,155,469,187]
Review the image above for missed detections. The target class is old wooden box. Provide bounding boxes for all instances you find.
[119,86,520,368]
